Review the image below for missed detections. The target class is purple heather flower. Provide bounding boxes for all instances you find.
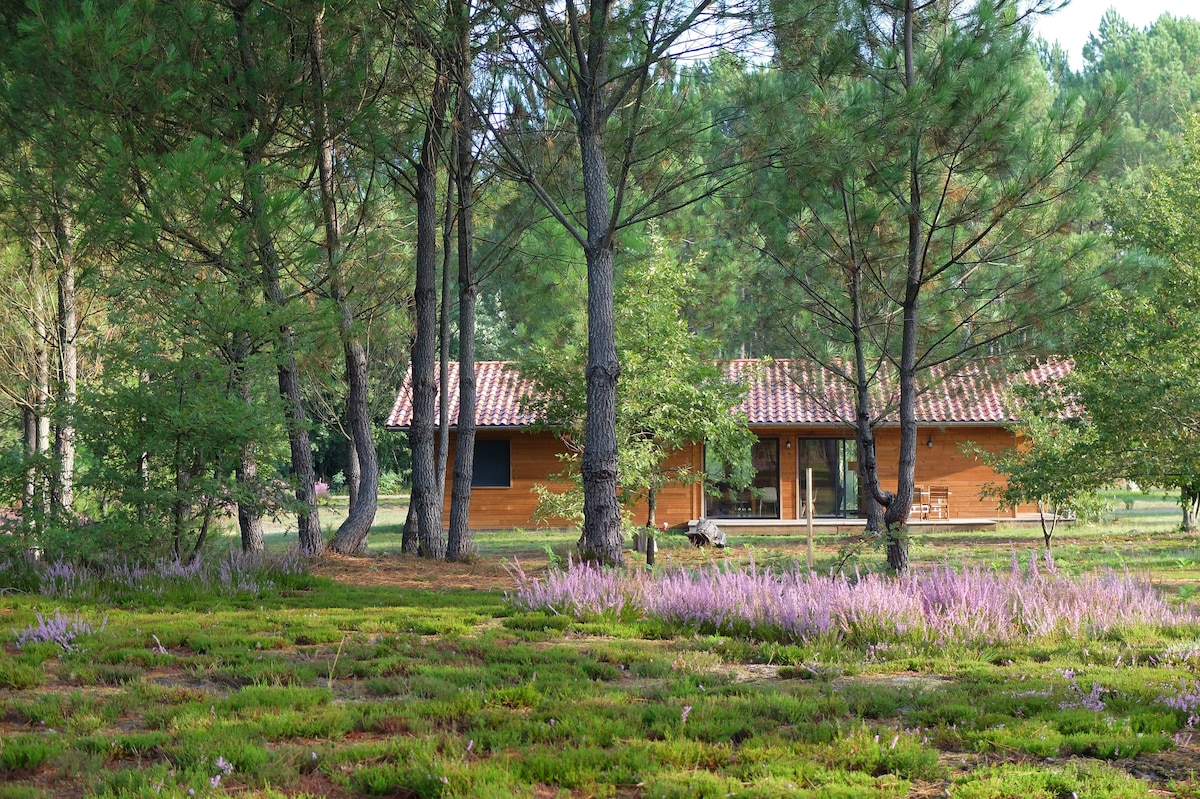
[509,557,1191,647]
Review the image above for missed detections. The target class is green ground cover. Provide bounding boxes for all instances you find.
[2,492,1199,797]
[282,492,1200,597]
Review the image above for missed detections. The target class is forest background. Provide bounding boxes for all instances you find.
[1,0,1198,569]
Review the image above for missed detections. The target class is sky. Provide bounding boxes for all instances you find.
[1034,0,1198,70]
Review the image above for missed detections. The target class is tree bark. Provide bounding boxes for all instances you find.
[346,421,360,509]
[51,193,76,515]
[411,49,452,560]
[436,182,454,509]
[236,360,265,553]
[645,485,658,530]
[881,0,922,573]
[30,231,51,520]
[233,0,322,555]
[35,290,51,494]
[575,16,623,565]
[309,8,379,556]
[448,1,477,561]
[22,405,36,517]
[400,497,419,554]
[1182,486,1200,533]
[578,228,623,564]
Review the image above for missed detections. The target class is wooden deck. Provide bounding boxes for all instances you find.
[686,513,1064,535]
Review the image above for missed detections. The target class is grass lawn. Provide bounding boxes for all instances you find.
[2,491,1200,798]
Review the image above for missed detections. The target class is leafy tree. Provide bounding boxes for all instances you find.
[973,387,1100,551]
[742,0,1114,571]
[521,229,754,531]
[486,0,751,563]
[1065,111,1200,529]
[0,1,101,519]
[76,278,287,563]
[1081,11,1200,177]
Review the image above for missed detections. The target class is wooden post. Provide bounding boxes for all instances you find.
[806,467,814,570]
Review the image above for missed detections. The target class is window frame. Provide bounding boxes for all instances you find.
[471,438,512,488]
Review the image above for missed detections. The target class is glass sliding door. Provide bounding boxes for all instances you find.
[705,438,780,519]
[796,438,859,517]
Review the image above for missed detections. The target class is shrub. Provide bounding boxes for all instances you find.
[377,470,410,495]
[0,548,310,602]
[13,610,106,652]
[510,554,1193,646]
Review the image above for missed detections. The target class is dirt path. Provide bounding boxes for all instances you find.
[311,552,526,591]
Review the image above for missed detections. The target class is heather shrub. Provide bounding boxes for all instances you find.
[13,610,106,652]
[952,761,1149,799]
[1160,678,1200,727]
[509,554,1194,647]
[821,726,943,781]
[0,658,42,690]
[0,547,309,602]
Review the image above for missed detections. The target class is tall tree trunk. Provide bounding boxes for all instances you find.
[235,356,264,552]
[22,405,36,519]
[30,230,51,520]
[51,194,76,515]
[35,289,51,504]
[137,369,150,526]
[328,330,379,554]
[845,185,891,544]
[1182,486,1200,533]
[346,421,360,509]
[262,269,322,555]
[233,0,322,555]
[573,8,623,566]
[227,326,264,552]
[411,51,452,560]
[309,8,379,556]
[578,170,623,565]
[436,183,454,504]
[447,1,477,562]
[400,498,419,554]
[881,0,922,574]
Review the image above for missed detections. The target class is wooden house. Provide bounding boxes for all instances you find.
[385,359,1069,532]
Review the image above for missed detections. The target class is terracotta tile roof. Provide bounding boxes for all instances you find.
[387,361,539,430]
[386,358,1071,430]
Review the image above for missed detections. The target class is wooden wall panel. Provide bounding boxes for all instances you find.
[438,431,573,530]
[871,426,1029,518]
[438,433,704,530]
[434,424,1032,530]
[626,443,701,529]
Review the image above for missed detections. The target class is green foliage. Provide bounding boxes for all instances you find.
[1080,11,1200,181]
[1026,111,1200,531]
[952,761,1150,798]
[2,529,1200,797]
[973,385,1103,547]
[0,735,62,773]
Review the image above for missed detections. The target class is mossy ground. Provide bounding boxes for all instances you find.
[2,492,1198,797]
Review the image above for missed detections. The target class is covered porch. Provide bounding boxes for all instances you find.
[685,513,1066,536]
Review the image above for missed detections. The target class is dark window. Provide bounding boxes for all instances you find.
[796,438,859,517]
[705,438,780,519]
[472,439,511,487]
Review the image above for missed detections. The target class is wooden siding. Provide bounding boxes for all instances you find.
[669,425,1034,522]
[874,426,1031,518]
[435,431,570,530]
[434,425,1031,529]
